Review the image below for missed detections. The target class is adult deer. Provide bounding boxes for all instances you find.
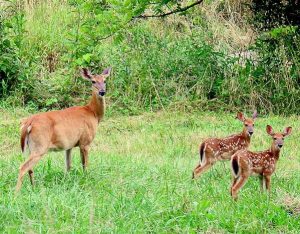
[192,111,257,179]
[230,125,292,200]
[16,67,111,192]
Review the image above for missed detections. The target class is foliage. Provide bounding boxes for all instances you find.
[0,4,29,99]
[251,0,300,30]
[0,0,299,115]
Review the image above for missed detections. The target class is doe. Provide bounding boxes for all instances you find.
[16,67,111,192]
[192,111,257,179]
[230,125,292,200]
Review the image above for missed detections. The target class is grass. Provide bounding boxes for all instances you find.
[0,108,300,233]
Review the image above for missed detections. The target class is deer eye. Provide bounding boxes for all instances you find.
[91,80,96,84]
[245,124,248,127]
[273,137,277,140]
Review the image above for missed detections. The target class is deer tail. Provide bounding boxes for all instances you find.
[231,154,240,178]
[199,143,206,165]
[20,119,32,153]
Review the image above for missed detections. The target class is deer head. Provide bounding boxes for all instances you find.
[237,110,257,136]
[81,67,112,97]
[266,125,292,150]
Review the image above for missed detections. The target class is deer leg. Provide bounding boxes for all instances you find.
[230,176,239,195]
[16,153,43,193]
[265,175,271,192]
[259,175,265,192]
[80,146,89,171]
[28,169,34,186]
[192,160,215,179]
[231,175,249,200]
[65,149,72,172]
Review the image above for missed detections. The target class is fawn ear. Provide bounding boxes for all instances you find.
[237,112,245,122]
[102,67,112,78]
[252,110,258,120]
[266,125,274,136]
[81,68,93,80]
[283,127,292,137]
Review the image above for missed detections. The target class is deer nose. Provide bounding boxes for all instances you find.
[278,144,283,148]
[99,91,106,96]
[248,131,253,136]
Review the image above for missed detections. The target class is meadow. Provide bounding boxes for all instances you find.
[1,108,300,233]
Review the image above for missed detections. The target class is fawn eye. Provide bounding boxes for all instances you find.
[245,124,248,127]
[91,80,96,84]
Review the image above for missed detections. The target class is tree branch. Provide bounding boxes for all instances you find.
[136,0,204,19]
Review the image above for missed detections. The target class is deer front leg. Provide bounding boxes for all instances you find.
[80,146,90,171]
[264,175,271,192]
[65,149,72,172]
[259,175,265,192]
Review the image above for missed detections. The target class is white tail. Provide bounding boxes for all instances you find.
[230,125,292,200]
[16,67,112,193]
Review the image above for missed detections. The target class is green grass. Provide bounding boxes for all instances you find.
[0,109,300,233]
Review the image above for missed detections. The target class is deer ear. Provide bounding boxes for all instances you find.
[252,110,258,119]
[102,67,112,78]
[81,68,92,80]
[237,112,245,122]
[266,125,274,136]
[283,127,292,137]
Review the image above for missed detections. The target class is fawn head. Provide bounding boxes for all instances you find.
[237,110,257,136]
[81,67,112,96]
[266,125,292,149]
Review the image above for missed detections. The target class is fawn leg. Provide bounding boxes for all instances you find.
[65,149,72,172]
[265,175,271,192]
[231,175,249,200]
[230,176,239,196]
[259,175,265,192]
[192,160,215,179]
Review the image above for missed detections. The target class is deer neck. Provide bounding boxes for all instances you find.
[241,128,251,144]
[87,89,105,122]
[270,144,281,160]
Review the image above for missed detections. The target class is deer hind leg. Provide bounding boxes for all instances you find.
[231,174,249,200]
[192,152,215,179]
[80,145,90,171]
[16,153,43,193]
[65,149,72,172]
[28,169,34,186]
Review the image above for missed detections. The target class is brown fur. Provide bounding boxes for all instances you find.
[16,67,111,193]
[230,125,292,200]
[192,111,257,179]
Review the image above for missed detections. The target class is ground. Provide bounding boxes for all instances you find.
[0,109,300,233]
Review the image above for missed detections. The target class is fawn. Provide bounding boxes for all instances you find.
[16,67,111,192]
[230,125,292,200]
[192,111,257,179]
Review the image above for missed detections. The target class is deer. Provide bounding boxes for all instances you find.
[230,125,292,200]
[192,111,257,179]
[16,67,111,193]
